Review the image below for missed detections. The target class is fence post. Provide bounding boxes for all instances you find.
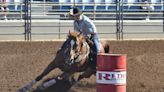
[24,0,31,41]
[116,0,124,40]
[96,54,127,92]
[162,0,164,32]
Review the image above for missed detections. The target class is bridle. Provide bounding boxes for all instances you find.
[63,38,90,66]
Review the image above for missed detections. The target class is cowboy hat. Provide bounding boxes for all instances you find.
[69,7,82,17]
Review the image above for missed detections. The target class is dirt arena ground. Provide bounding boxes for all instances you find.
[0,40,164,92]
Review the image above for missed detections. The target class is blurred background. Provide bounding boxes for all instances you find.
[0,0,164,40]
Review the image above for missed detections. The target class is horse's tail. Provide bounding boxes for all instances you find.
[101,41,110,53]
[104,44,110,53]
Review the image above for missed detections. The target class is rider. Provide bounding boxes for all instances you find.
[68,7,100,69]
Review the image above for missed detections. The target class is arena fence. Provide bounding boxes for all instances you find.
[0,1,164,40]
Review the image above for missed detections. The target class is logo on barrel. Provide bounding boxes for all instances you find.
[96,71,126,85]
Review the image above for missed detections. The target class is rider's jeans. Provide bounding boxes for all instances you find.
[91,34,100,53]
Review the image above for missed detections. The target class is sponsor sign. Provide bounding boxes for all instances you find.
[96,71,126,85]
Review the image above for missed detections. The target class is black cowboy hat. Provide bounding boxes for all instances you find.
[69,7,82,16]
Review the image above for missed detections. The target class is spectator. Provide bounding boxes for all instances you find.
[12,0,24,20]
[0,0,9,20]
[161,0,164,10]
[140,0,154,10]
[140,0,154,20]
[14,0,22,11]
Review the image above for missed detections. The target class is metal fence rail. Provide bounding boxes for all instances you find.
[0,1,163,40]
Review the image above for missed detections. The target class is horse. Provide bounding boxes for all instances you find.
[18,31,109,92]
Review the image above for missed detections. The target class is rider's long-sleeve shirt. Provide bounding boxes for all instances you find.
[73,14,100,52]
[74,15,97,37]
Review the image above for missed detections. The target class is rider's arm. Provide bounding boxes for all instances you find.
[84,19,97,35]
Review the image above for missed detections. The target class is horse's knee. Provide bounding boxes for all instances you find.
[77,74,91,81]
[35,75,43,81]
[78,70,95,81]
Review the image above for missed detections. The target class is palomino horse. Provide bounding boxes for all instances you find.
[19,31,109,92]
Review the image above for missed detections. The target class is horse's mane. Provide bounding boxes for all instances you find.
[68,32,84,41]
[68,32,78,38]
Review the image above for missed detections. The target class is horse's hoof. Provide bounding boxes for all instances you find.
[57,76,63,80]
[18,80,35,92]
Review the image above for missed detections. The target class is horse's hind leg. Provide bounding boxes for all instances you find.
[77,68,96,81]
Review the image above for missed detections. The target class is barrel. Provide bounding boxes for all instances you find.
[96,53,126,92]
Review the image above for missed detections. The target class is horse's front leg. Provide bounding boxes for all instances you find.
[57,71,77,85]
[35,60,57,82]
[57,71,73,80]
[77,68,96,81]
[18,60,57,92]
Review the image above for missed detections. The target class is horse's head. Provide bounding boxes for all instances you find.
[62,32,90,65]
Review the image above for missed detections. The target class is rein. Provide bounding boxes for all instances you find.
[74,42,90,63]
[63,40,90,66]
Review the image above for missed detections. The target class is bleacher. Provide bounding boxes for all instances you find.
[46,0,163,20]
[1,2,25,20]
[0,0,163,20]
[50,0,164,12]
